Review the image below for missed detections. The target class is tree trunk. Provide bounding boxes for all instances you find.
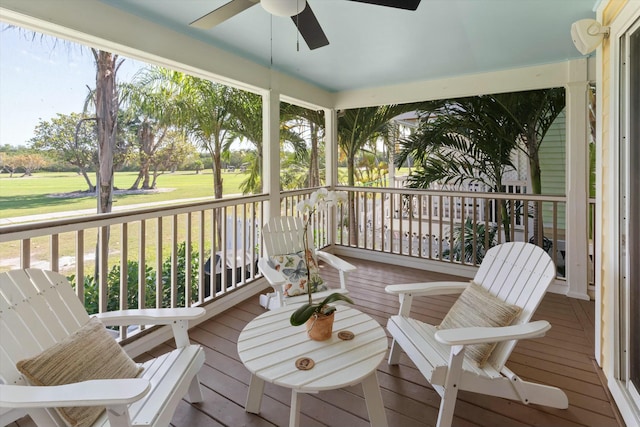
[80,168,95,192]
[347,154,358,246]
[527,131,545,249]
[212,137,224,200]
[93,49,119,283]
[94,50,117,215]
[129,171,143,190]
[309,121,320,187]
[140,122,154,189]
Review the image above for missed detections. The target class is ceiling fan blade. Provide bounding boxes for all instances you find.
[291,3,329,50]
[348,0,421,10]
[190,0,259,29]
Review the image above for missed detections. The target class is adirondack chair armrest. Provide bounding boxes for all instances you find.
[0,379,150,408]
[316,251,357,272]
[94,307,205,326]
[95,307,205,347]
[258,257,286,286]
[434,320,551,346]
[385,281,469,296]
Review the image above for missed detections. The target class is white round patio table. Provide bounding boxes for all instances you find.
[237,304,388,427]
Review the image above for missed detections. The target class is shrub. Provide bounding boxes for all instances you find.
[69,242,204,314]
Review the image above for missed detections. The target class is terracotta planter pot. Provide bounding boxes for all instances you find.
[305,311,335,341]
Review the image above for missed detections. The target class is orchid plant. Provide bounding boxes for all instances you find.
[289,189,354,326]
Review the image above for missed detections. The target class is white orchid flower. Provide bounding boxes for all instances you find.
[296,199,313,214]
[334,191,348,205]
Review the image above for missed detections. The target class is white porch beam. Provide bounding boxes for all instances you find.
[564,58,590,301]
[0,0,334,108]
[334,60,597,109]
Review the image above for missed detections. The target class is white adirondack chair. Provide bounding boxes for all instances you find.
[0,269,205,427]
[257,216,356,309]
[386,242,569,427]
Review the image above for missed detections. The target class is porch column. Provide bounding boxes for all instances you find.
[564,59,590,300]
[324,108,338,189]
[263,88,281,220]
[324,108,338,246]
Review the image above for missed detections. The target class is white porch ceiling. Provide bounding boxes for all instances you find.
[97,0,597,93]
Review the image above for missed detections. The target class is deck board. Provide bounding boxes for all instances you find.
[173,256,623,427]
[7,256,624,427]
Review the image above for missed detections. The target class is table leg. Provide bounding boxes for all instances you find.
[289,390,301,427]
[362,372,388,427]
[245,374,265,413]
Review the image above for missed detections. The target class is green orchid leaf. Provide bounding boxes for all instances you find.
[290,303,317,326]
[289,293,354,326]
[318,293,354,307]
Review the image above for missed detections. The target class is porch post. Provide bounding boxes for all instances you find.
[324,108,338,246]
[324,108,338,189]
[564,59,590,300]
[263,88,281,221]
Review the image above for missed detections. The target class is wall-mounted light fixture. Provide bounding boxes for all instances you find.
[571,19,610,55]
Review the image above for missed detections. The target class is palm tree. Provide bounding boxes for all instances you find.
[492,88,565,246]
[225,90,263,194]
[337,104,418,244]
[139,68,238,200]
[397,96,521,239]
[281,103,325,189]
[118,79,177,190]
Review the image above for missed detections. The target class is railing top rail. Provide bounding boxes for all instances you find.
[0,193,268,242]
[279,187,327,198]
[335,185,567,202]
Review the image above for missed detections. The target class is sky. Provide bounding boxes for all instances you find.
[0,25,145,147]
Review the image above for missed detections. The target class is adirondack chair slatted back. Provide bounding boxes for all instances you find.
[471,242,556,370]
[262,216,309,257]
[0,269,91,385]
[0,269,91,426]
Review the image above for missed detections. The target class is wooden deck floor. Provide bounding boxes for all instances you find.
[10,257,625,427]
[164,256,624,427]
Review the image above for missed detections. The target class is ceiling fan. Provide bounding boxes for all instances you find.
[190,0,422,50]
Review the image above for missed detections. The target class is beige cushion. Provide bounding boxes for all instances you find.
[16,317,143,427]
[439,281,522,367]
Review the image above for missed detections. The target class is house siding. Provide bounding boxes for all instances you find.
[539,109,567,233]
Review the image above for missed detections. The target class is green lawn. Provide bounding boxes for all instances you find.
[0,171,249,219]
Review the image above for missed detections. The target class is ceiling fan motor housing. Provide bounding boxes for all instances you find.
[261,0,307,17]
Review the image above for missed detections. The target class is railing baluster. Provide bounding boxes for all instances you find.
[98,226,109,314]
[120,223,128,339]
[50,234,59,272]
[171,215,178,308]
[198,211,205,303]
[139,220,146,316]
[75,230,84,302]
[185,212,192,307]
[156,217,163,309]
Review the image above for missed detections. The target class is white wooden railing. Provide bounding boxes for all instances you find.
[331,187,569,274]
[0,187,594,329]
[0,195,267,338]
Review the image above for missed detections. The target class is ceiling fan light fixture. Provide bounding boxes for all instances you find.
[261,0,306,17]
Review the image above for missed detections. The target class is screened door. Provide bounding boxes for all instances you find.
[619,16,639,405]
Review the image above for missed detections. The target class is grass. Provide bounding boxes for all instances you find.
[0,168,405,274]
[0,170,253,274]
[0,170,249,219]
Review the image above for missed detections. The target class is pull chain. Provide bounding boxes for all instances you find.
[296,0,300,52]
